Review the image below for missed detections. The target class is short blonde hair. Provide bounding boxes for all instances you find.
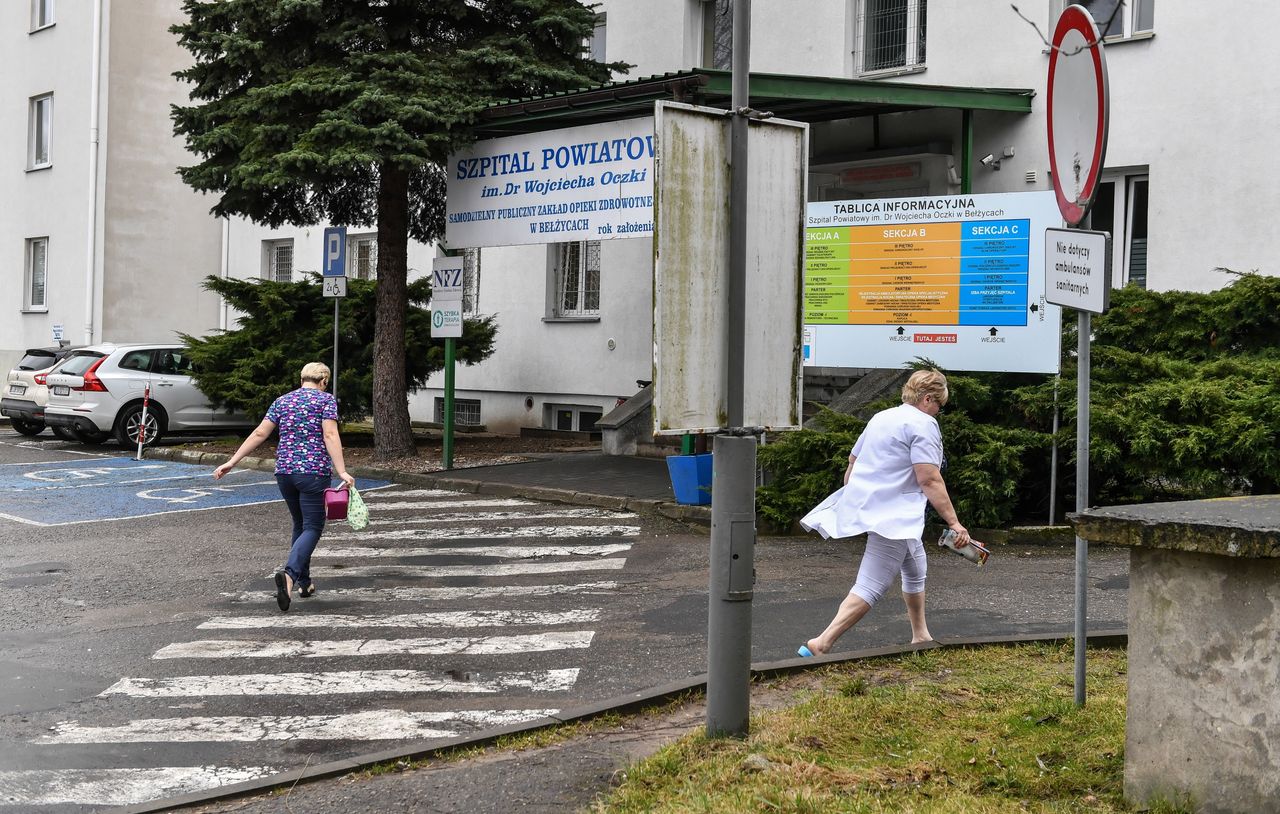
[300,362,330,384]
[901,369,948,407]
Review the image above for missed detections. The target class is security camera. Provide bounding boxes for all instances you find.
[980,154,996,167]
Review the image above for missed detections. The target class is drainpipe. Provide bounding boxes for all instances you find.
[83,0,106,343]
[219,216,230,330]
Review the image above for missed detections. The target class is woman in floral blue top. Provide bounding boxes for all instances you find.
[213,362,355,611]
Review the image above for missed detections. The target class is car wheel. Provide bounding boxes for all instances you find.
[51,425,78,441]
[114,404,166,447]
[10,417,45,436]
[70,427,110,445]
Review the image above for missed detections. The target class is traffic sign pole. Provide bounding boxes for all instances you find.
[443,338,455,470]
[432,256,466,471]
[322,227,348,410]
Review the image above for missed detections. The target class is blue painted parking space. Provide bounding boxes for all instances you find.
[0,457,388,526]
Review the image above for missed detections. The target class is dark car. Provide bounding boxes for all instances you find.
[2,346,84,437]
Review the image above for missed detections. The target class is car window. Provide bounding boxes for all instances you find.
[118,350,154,372]
[154,350,194,376]
[55,353,106,376]
[16,351,56,371]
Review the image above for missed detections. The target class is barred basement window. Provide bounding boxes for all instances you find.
[433,397,481,427]
[857,0,926,75]
[347,234,377,280]
[264,239,294,282]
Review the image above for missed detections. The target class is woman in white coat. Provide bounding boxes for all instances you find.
[797,369,972,656]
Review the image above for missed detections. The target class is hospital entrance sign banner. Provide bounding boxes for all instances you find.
[446,117,654,249]
[804,191,1063,374]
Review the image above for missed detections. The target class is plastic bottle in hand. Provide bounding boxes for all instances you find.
[938,528,990,566]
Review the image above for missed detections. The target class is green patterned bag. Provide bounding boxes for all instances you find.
[347,485,369,531]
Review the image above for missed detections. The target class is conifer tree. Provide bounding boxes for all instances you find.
[171,0,620,460]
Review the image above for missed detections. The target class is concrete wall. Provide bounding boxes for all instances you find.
[1125,546,1280,811]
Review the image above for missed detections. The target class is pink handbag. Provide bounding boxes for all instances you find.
[324,487,349,520]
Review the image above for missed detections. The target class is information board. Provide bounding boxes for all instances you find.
[804,192,1063,374]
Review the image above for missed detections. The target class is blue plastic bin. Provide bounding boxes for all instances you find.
[667,453,713,505]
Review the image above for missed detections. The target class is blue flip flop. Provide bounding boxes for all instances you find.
[797,645,815,658]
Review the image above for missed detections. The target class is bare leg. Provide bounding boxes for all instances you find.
[805,592,872,655]
[902,590,931,643]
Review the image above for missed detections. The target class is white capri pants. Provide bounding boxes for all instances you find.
[850,532,928,606]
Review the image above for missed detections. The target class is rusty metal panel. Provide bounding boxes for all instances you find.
[652,102,807,435]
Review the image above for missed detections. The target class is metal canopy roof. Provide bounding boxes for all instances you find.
[475,69,1035,137]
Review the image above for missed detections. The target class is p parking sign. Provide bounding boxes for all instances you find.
[323,227,347,277]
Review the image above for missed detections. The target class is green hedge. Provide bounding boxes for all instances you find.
[758,271,1280,529]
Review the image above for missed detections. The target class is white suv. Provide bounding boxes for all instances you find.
[44,343,255,446]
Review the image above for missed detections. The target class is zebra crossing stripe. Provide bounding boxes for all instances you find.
[317,543,632,559]
[326,524,640,541]
[102,668,580,697]
[154,631,595,659]
[0,766,276,807]
[38,708,560,744]
[365,508,636,524]
[220,581,620,603]
[197,609,601,630]
[307,557,627,578]
[362,488,470,499]
[365,499,539,510]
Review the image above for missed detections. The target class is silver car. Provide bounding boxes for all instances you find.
[43,343,255,446]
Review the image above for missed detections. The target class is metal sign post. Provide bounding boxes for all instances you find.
[322,227,348,405]
[1047,5,1110,707]
[431,257,465,470]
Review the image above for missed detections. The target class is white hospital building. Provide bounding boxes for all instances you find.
[3,1,1276,434]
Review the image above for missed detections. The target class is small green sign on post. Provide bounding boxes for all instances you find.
[431,256,465,470]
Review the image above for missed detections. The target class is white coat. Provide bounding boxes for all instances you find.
[800,402,944,542]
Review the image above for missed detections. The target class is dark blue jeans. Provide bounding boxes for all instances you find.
[276,473,330,589]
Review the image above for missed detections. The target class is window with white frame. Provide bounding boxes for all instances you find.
[462,248,481,315]
[701,0,733,69]
[347,234,377,280]
[1089,172,1149,289]
[856,0,926,75]
[433,397,482,427]
[264,239,294,282]
[552,241,601,318]
[28,94,52,169]
[587,13,607,62]
[1066,0,1154,39]
[30,0,54,30]
[24,237,49,310]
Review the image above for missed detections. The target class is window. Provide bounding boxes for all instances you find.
[118,350,153,372]
[547,404,603,432]
[462,248,481,315]
[264,239,294,282]
[154,349,194,376]
[433,397,482,427]
[24,237,48,310]
[1071,0,1153,38]
[30,0,54,30]
[856,0,926,75]
[588,13,607,62]
[28,94,52,169]
[1089,172,1149,289]
[701,0,733,69]
[552,241,601,318]
[347,234,377,280]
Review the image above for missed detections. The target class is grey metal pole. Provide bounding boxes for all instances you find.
[1074,311,1090,706]
[1049,375,1060,525]
[332,299,340,406]
[707,0,755,740]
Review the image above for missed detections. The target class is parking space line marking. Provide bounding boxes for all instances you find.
[306,558,627,578]
[219,581,621,603]
[37,709,560,744]
[154,631,595,659]
[197,609,602,630]
[317,543,632,559]
[102,668,581,697]
[0,767,278,807]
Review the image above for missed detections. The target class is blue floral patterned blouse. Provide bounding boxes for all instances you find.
[264,388,339,475]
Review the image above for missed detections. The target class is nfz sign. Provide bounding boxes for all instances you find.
[431,257,464,338]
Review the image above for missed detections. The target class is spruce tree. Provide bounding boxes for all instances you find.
[171,0,620,460]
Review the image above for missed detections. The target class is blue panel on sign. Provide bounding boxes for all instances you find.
[0,458,388,526]
[323,227,348,277]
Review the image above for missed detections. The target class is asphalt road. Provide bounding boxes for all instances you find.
[0,428,1129,811]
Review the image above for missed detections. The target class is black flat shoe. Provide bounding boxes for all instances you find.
[299,583,316,598]
[273,569,291,612]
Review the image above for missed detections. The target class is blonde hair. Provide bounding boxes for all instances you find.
[300,362,330,385]
[901,369,948,407]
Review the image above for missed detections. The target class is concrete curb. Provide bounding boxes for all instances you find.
[109,629,1126,814]
[143,446,714,527]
